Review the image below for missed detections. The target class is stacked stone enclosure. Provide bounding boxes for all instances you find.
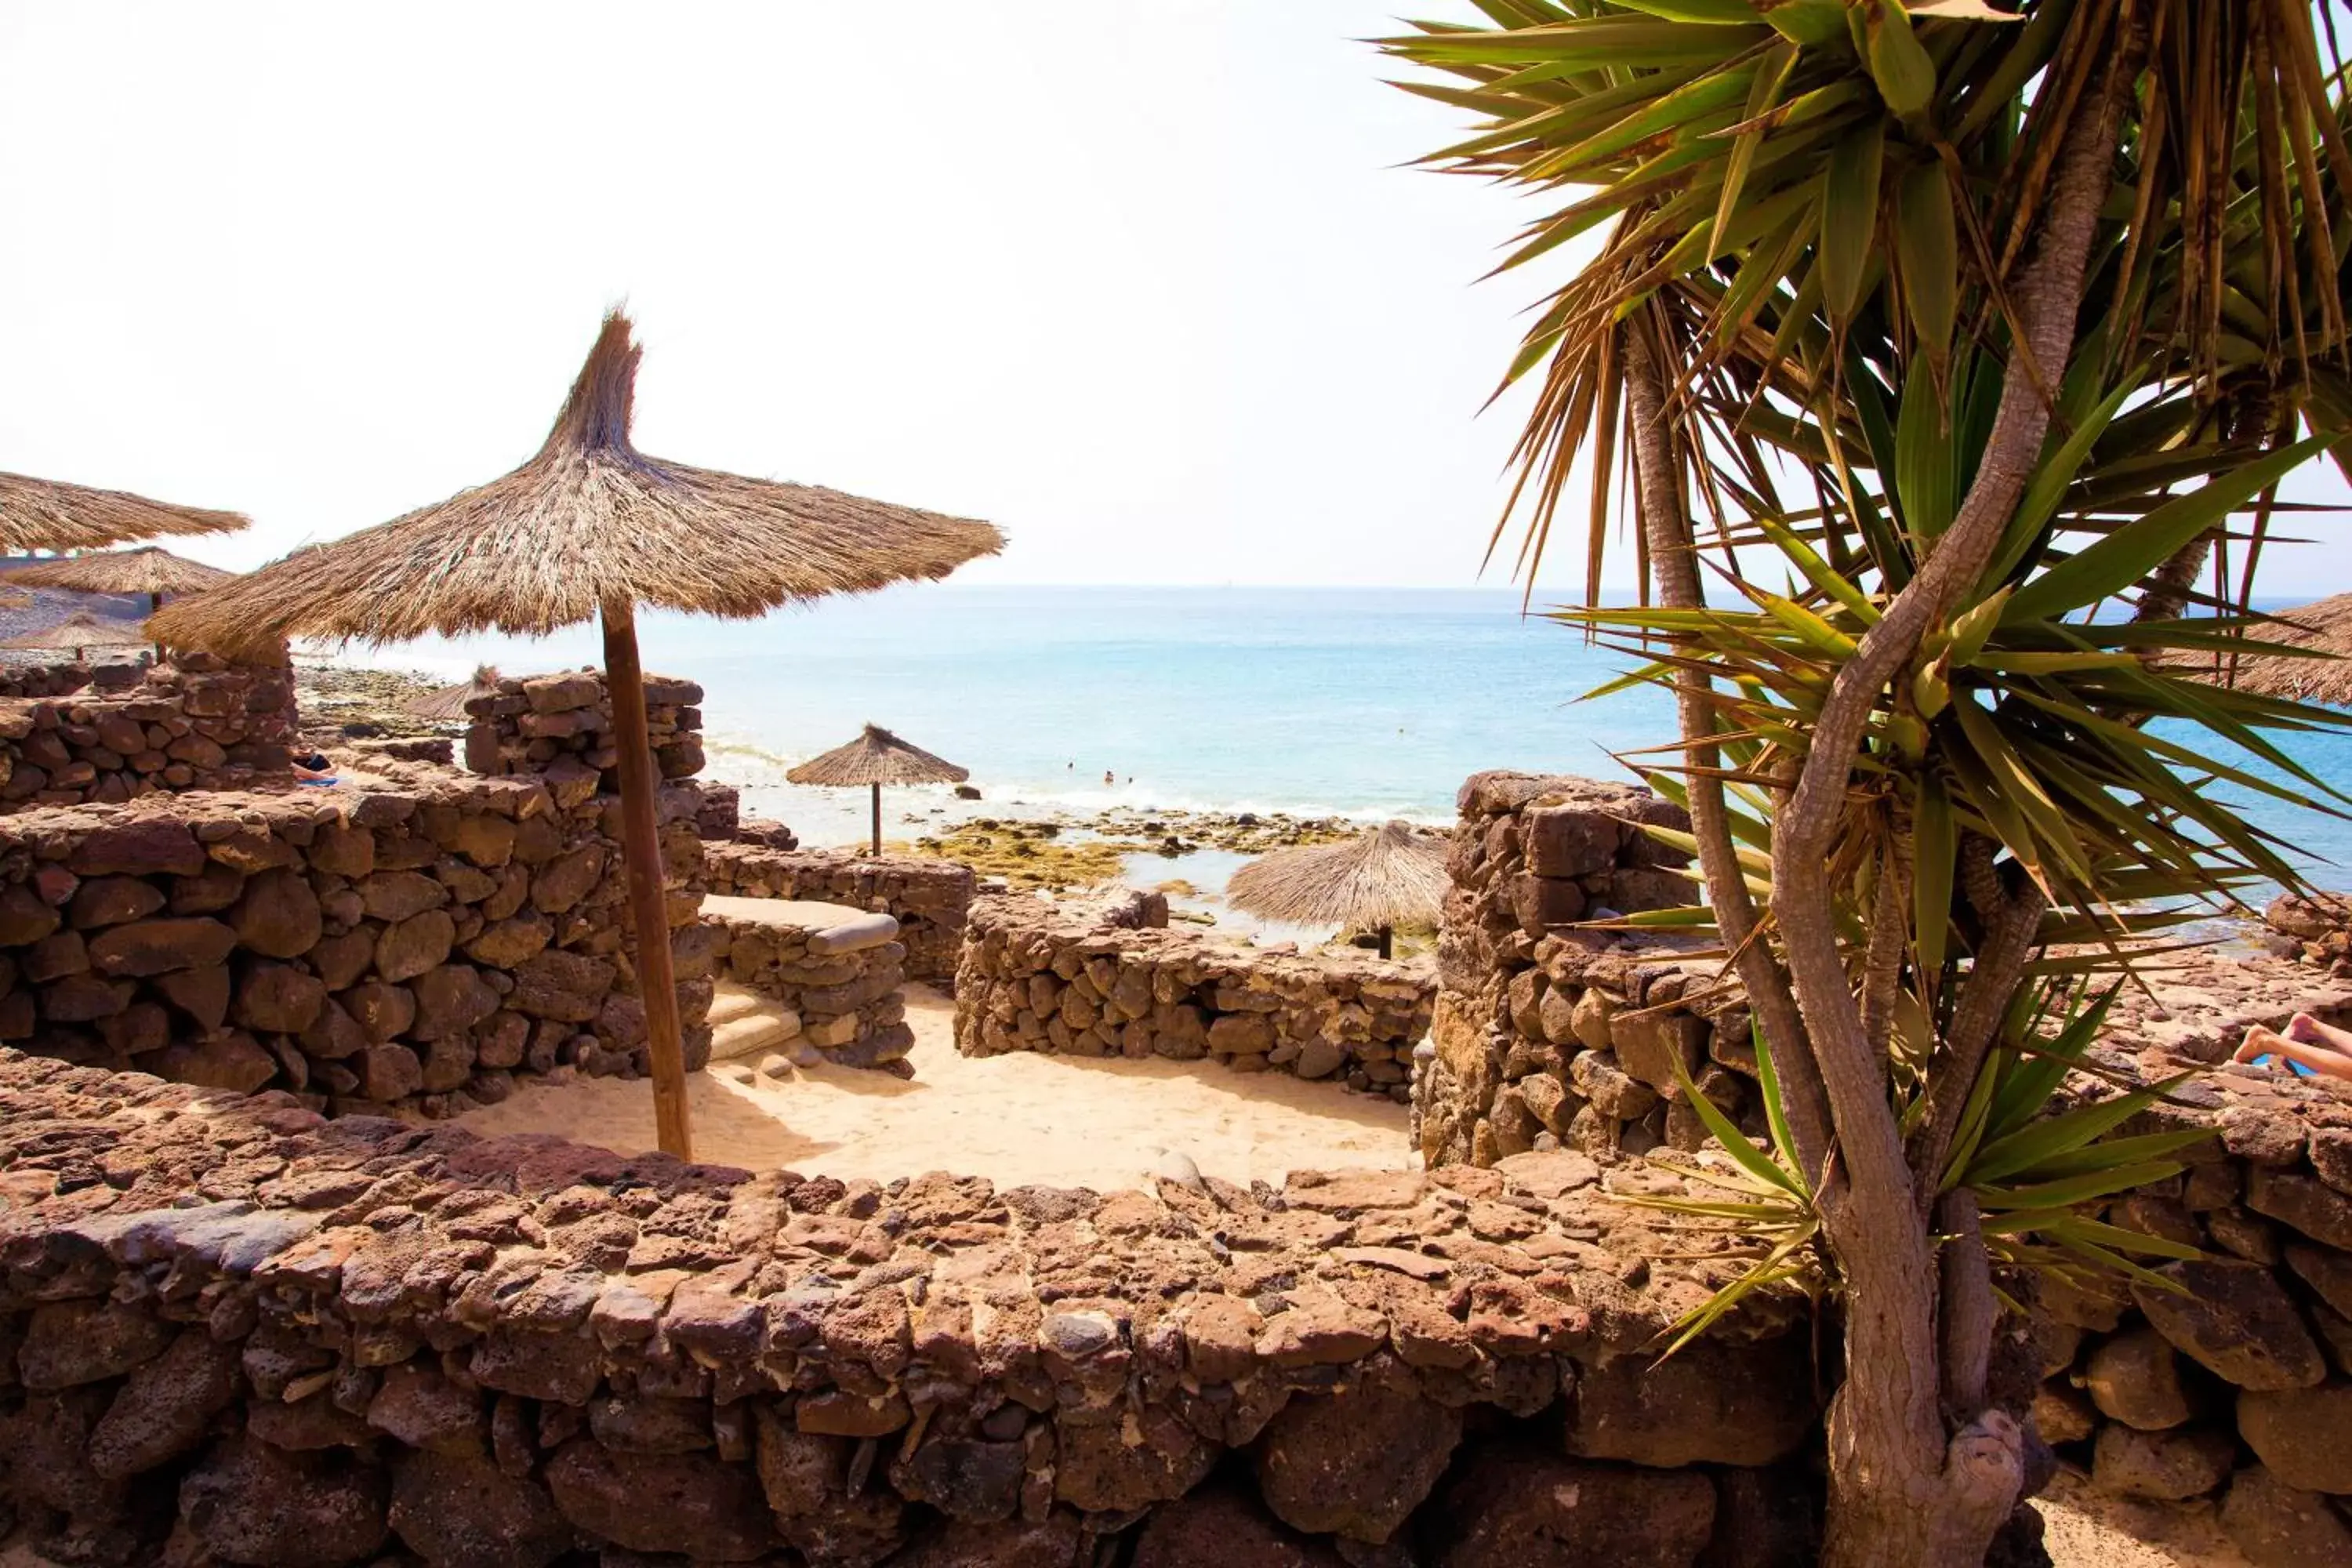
[464,667,706,794]
[1425,769,2352,1554]
[955,895,1435,1101]
[0,764,714,1120]
[705,841,974,986]
[702,902,915,1069]
[0,654,297,810]
[0,658,147,700]
[0,1047,1831,1568]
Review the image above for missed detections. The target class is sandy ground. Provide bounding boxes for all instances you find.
[456,984,1414,1189]
[2039,1471,2249,1567]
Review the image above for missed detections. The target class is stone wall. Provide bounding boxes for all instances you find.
[463,668,705,793]
[955,895,1435,1102]
[0,659,140,700]
[1426,770,2352,1558]
[0,1047,1844,1568]
[0,766,713,1120]
[702,903,913,1071]
[0,654,297,811]
[705,842,973,985]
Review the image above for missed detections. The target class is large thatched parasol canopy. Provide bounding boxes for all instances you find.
[151,309,1004,1161]
[0,473,245,554]
[788,724,970,855]
[1225,820,1447,959]
[4,546,235,604]
[403,665,501,723]
[2190,593,2352,706]
[3,611,154,659]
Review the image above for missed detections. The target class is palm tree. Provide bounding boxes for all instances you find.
[1388,4,2352,1563]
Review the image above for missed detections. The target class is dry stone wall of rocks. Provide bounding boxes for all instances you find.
[0,1047,1854,1568]
[706,843,973,986]
[0,765,713,1120]
[1426,769,2352,1557]
[464,668,705,795]
[0,659,143,700]
[954,895,1435,1102]
[701,906,914,1071]
[0,655,298,811]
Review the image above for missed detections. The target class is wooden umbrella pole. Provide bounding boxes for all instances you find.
[1377,924,1393,961]
[870,782,882,856]
[151,591,164,662]
[601,598,694,1160]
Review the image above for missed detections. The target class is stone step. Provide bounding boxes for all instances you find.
[706,985,803,1062]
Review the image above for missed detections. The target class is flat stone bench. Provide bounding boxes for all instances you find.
[697,895,912,1070]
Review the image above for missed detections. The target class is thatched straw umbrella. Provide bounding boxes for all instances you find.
[152,310,1003,1160]
[0,474,245,553]
[403,664,501,724]
[1225,820,1447,960]
[2,611,154,662]
[788,724,969,855]
[2189,593,2352,706]
[5,546,239,657]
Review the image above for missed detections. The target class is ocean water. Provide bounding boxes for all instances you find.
[332,585,2352,896]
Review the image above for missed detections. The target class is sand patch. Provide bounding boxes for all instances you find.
[456,983,1413,1189]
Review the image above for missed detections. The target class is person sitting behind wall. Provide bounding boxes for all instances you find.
[292,749,339,786]
[2237,1011,2352,1080]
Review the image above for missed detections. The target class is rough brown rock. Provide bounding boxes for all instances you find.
[1436,1446,1716,1568]
[545,1438,775,1562]
[2089,1423,2237,1500]
[1566,1336,1817,1467]
[2220,1463,2352,1566]
[178,1436,390,1567]
[1254,1359,1461,1541]
[1134,1484,1345,1567]
[2133,1260,2327,1391]
[2083,1327,2192,1430]
[2238,1383,2352,1494]
[390,1447,576,1568]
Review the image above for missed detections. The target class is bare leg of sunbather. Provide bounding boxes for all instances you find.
[2285,1011,2352,1054]
[2235,1024,2352,1080]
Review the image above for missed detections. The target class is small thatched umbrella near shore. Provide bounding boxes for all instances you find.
[403,664,501,724]
[154,310,1003,1160]
[0,473,245,553]
[789,724,969,855]
[1226,819,1446,960]
[2190,593,2352,706]
[3,610,154,662]
[5,546,238,656]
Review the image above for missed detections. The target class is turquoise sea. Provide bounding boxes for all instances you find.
[337,586,2352,896]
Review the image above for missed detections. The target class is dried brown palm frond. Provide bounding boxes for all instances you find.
[787,724,969,788]
[402,664,501,721]
[2,610,153,654]
[0,474,246,555]
[4,546,234,601]
[1225,820,1447,956]
[150,311,1003,655]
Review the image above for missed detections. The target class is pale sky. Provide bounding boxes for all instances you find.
[3,2,2348,596]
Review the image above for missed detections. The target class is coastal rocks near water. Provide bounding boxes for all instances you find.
[0,1045,1820,1568]
[1427,768,2352,1554]
[2268,889,2352,978]
[908,809,1367,894]
[954,894,1433,1099]
[0,766,712,1117]
[463,666,705,794]
[704,842,975,985]
[0,653,297,811]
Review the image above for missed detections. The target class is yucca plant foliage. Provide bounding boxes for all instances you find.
[1389,3,2352,1564]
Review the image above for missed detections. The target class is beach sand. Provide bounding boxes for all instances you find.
[455,982,1414,1189]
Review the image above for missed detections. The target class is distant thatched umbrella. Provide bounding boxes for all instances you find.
[2,611,153,661]
[5,546,240,656]
[2189,593,2352,706]
[788,724,969,855]
[403,664,501,723]
[1225,820,1447,960]
[152,310,1003,1160]
[0,473,245,553]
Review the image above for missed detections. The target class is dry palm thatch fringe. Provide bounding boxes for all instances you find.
[0,474,245,555]
[150,311,1004,655]
[786,724,970,788]
[2192,593,2352,706]
[1225,820,1448,957]
[3,546,234,601]
[403,664,501,722]
[3,610,154,655]
[788,724,968,855]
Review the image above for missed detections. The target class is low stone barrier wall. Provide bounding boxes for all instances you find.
[0,765,712,1120]
[0,658,128,699]
[0,654,297,811]
[702,901,913,1070]
[0,1047,1842,1568]
[463,667,705,792]
[704,842,972,985]
[1426,769,2352,1557]
[955,895,1435,1101]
